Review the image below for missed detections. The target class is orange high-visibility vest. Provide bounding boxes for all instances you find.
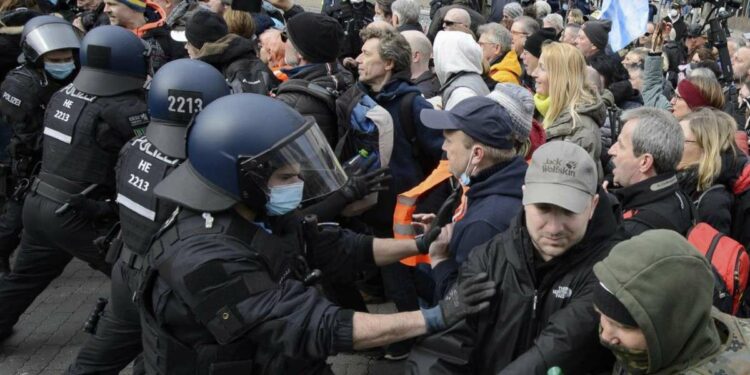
[131,1,166,38]
[394,160,468,266]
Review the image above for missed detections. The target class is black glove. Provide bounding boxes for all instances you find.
[339,167,392,202]
[415,226,440,254]
[302,215,374,281]
[67,194,115,220]
[422,272,496,333]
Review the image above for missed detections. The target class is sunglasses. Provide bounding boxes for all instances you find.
[643,32,652,37]
[443,20,460,27]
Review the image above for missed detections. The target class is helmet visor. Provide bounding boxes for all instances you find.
[24,23,80,61]
[238,118,347,202]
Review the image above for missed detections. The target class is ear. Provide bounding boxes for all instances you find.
[384,59,395,72]
[589,194,600,220]
[639,153,655,173]
[472,145,484,164]
[413,50,420,64]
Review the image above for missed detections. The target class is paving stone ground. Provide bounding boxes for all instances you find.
[0,258,406,375]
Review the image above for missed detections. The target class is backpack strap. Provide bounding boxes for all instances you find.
[400,91,432,171]
[276,79,338,113]
[695,184,726,212]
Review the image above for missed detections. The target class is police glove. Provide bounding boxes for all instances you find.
[339,167,392,202]
[303,217,374,280]
[421,272,496,333]
[67,195,116,220]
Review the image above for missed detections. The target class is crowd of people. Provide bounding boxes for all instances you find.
[2,0,750,373]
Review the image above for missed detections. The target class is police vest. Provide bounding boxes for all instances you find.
[394,160,468,266]
[116,136,181,255]
[139,210,311,374]
[41,83,147,186]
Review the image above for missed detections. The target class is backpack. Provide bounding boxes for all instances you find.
[324,0,374,60]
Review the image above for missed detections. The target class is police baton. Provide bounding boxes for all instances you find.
[55,183,99,216]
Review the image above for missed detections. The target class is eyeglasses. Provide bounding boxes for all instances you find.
[673,91,684,101]
[478,41,498,47]
[684,140,698,144]
[511,30,529,37]
[643,32,652,37]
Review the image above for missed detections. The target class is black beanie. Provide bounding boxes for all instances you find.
[593,281,638,328]
[286,12,343,63]
[524,27,558,58]
[186,10,229,49]
[582,20,612,51]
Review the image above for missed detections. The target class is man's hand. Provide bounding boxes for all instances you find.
[428,223,453,266]
[339,167,391,202]
[422,272,496,333]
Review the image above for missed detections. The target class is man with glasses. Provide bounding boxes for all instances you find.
[510,16,539,57]
[442,8,471,35]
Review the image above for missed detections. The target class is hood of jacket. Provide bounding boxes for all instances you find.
[362,70,422,103]
[551,94,607,129]
[433,30,483,84]
[593,229,721,374]
[197,33,256,68]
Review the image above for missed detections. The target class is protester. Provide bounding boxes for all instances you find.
[576,19,611,60]
[501,2,522,30]
[608,107,694,238]
[566,7,583,25]
[258,28,289,81]
[487,83,546,159]
[442,7,471,35]
[427,5,485,42]
[542,13,562,36]
[532,42,605,179]
[402,30,440,98]
[670,75,725,119]
[510,15,539,57]
[636,21,654,48]
[685,23,708,63]
[433,30,488,110]
[477,22,520,86]
[407,141,618,374]
[595,230,750,374]
[374,0,394,24]
[520,27,556,89]
[222,7,254,39]
[391,0,421,32]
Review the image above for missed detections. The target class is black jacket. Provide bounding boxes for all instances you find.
[197,34,279,95]
[275,63,353,146]
[613,172,693,240]
[412,70,441,99]
[406,189,619,374]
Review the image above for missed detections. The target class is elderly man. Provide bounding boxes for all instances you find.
[576,20,611,60]
[442,7,472,34]
[407,141,619,374]
[501,1,522,30]
[259,28,289,81]
[543,13,563,36]
[478,22,521,85]
[391,0,422,32]
[562,22,580,45]
[510,15,539,56]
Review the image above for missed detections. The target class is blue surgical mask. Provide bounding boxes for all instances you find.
[265,181,304,216]
[459,148,476,186]
[44,61,75,80]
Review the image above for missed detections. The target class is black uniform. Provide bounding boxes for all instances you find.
[0,82,148,337]
[0,65,70,269]
[67,135,180,374]
[140,209,374,374]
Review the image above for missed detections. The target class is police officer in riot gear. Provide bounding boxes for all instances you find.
[67,58,231,374]
[139,93,496,374]
[0,25,151,342]
[0,16,81,276]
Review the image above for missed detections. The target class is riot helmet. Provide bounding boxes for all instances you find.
[20,15,80,64]
[74,25,148,96]
[145,59,230,159]
[154,94,347,213]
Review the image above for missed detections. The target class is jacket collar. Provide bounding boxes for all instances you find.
[615,172,680,211]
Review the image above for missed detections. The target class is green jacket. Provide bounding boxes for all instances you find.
[545,97,605,181]
[593,230,750,374]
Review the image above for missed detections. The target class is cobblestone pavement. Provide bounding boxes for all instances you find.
[0,258,406,375]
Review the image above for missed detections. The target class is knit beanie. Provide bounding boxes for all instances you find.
[486,83,533,139]
[286,12,343,63]
[593,281,638,327]
[503,2,523,20]
[115,0,146,12]
[186,10,228,49]
[524,27,557,58]
[582,20,611,51]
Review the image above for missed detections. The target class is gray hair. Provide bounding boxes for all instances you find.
[503,2,523,19]
[478,22,512,54]
[535,1,551,18]
[621,107,684,174]
[514,16,540,36]
[689,67,717,80]
[728,35,748,48]
[360,27,412,73]
[391,0,420,26]
[543,13,563,33]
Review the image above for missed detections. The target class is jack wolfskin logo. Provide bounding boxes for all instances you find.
[552,286,572,299]
[542,158,576,177]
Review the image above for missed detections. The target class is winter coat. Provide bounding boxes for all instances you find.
[594,229,750,375]
[196,34,279,95]
[434,31,489,110]
[545,96,606,180]
[407,188,620,374]
[642,53,673,111]
[487,50,522,85]
[0,8,38,80]
[275,62,354,147]
[412,70,441,99]
[431,157,526,299]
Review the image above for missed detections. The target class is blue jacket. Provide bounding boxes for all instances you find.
[432,157,526,299]
[359,77,443,235]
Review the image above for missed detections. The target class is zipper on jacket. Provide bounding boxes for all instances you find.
[531,290,538,319]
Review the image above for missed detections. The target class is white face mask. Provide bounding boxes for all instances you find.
[669,9,679,20]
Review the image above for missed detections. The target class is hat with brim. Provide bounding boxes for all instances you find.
[522,182,592,214]
[420,96,515,150]
[154,160,237,212]
[73,67,145,96]
[146,119,188,159]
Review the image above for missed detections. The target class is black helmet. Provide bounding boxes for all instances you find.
[74,25,148,96]
[145,59,230,159]
[154,94,347,213]
[20,15,80,63]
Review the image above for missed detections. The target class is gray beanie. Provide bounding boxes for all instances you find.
[503,2,523,20]
[486,83,533,139]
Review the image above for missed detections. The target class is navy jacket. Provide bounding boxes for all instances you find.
[432,157,526,299]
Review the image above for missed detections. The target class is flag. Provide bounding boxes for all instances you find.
[600,0,650,52]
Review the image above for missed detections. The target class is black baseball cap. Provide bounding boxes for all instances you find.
[420,96,514,150]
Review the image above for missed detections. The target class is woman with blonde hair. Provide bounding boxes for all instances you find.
[532,41,605,178]
[223,7,255,39]
[677,108,746,234]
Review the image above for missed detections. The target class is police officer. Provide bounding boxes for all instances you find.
[0,16,80,276]
[139,93,496,373]
[0,25,151,341]
[67,58,230,374]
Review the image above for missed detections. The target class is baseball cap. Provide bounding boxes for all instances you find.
[523,141,597,213]
[420,96,514,150]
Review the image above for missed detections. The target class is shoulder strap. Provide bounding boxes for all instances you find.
[399,91,419,150]
[276,78,338,112]
[695,184,726,211]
